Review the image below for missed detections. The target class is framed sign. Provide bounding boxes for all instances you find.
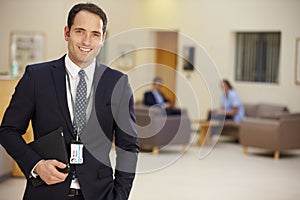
[183,46,195,71]
[117,45,135,71]
[10,31,45,77]
[295,38,300,85]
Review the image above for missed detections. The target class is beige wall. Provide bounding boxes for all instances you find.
[0,0,299,120]
[139,0,300,118]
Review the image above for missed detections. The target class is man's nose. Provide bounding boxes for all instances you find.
[82,33,92,45]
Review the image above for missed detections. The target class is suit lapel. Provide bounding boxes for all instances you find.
[51,56,73,135]
[93,62,107,93]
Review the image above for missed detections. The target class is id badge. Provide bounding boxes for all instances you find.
[70,141,84,164]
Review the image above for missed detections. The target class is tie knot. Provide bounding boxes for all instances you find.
[78,70,85,78]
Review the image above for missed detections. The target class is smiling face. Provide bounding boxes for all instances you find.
[64,10,106,68]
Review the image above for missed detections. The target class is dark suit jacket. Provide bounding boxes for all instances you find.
[143,90,170,106]
[0,55,139,200]
[143,91,181,115]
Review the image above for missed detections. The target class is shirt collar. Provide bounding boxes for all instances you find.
[65,52,95,80]
[152,89,159,94]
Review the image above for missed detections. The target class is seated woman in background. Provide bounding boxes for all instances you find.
[209,79,245,137]
[213,79,245,122]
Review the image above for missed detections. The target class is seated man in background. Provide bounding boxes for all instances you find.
[143,77,181,115]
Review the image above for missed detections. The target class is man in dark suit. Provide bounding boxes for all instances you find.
[0,3,138,200]
[143,77,181,115]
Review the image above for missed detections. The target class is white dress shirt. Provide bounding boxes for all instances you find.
[65,54,95,124]
[65,53,95,189]
[152,89,164,106]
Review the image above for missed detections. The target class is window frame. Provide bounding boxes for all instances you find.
[234,31,281,84]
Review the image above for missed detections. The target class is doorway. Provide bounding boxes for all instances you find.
[155,31,178,105]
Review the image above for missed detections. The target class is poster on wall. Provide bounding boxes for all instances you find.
[10,31,45,78]
[296,38,300,85]
[117,45,135,71]
[183,46,195,71]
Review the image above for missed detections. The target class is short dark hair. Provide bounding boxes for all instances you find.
[67,3,107,33]
[153,76,163,84]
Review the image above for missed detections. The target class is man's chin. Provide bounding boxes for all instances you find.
[78,55,95,67]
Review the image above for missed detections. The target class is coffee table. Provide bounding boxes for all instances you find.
[197,120,219,146]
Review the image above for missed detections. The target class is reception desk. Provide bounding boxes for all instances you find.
[0,78,33,177]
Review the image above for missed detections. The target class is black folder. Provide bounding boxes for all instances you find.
[29,127,70,187]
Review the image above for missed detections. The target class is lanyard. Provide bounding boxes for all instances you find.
[66,70,94,141]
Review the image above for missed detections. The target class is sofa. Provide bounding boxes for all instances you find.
[134,105,191,153]
[239,106,300,159]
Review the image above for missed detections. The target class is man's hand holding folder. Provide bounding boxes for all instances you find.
[34,159,68,185]
[29,127,70,186]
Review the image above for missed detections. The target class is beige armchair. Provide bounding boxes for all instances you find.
[134,105,191,153]
[217,103,289,141]
[239,113,300,159]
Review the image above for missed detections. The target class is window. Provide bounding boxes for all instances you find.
[235,32,281,83]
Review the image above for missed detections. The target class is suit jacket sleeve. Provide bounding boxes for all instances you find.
[0,66,42,178]
[143,91,156,106]
[110,74,139,200]
[143,91,170,106]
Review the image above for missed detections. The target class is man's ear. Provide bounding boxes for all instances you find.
[103,31,107,41]
[64,26,70,41]
[100,31,107,47]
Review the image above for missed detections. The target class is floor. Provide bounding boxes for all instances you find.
[1,136,300,200]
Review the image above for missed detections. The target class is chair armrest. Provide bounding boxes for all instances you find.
[239,118,280,149]
[278,117,300,149]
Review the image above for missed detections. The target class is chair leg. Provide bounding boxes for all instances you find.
[274,150,280,159]
[243,146,248,155]
[152,146,159,154]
